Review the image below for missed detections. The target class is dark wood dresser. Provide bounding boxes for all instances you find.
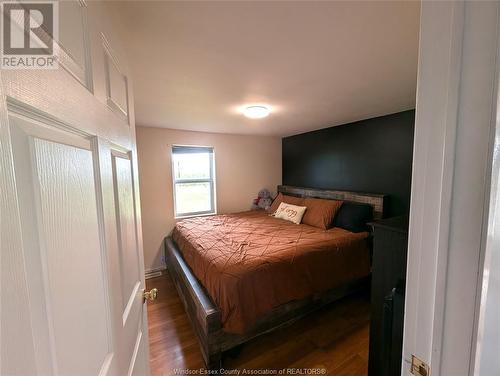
[368,216,409,376]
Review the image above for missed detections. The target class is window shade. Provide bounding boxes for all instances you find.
[172,146,214,154]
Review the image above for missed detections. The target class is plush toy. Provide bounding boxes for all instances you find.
[252,189,273,210]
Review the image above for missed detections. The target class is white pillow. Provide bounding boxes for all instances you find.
[273,202,307,224]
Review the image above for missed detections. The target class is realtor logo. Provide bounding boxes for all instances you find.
[1,1,59,69]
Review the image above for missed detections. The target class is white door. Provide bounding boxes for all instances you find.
[0,1,151,375]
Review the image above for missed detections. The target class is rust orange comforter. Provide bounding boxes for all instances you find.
[172,210,370,334]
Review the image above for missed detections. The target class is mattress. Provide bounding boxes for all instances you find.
[171,210,370,334]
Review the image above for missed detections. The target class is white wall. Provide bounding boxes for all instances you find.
[475,141,500,374]
[404,2,500,375]
[136,126,282,272]
[474,7,500,374]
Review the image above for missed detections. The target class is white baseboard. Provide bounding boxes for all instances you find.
[145,266,166,280]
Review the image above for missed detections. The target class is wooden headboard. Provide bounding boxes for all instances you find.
[277,185,387,219]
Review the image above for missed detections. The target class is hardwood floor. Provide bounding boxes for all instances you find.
[146,273,370,376]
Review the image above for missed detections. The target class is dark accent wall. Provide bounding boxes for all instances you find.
[282,110,415,217]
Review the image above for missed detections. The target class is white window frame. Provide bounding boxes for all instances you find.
[171,145,216,218]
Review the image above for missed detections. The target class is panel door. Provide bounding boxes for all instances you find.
[0,1,150,375]
[111,150,149,376]
[3,112,118,376]
[1,88,150,376]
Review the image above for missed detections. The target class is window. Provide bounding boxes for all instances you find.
[172,145,216,217]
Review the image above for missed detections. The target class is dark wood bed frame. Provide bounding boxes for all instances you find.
[164,185,387,368]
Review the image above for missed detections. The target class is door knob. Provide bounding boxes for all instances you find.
[143,288,158,302]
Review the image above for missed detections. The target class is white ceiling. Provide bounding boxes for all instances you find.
[109,1,420,137]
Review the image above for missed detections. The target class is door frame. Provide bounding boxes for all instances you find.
[404,2,500,375]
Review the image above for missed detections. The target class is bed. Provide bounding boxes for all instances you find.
[164,185,386,368]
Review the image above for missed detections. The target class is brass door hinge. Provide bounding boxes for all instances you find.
[411,355,430,376]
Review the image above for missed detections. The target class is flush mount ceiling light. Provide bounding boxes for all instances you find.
[242,105,271,119]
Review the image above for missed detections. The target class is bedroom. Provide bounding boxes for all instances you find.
[1,1,500,376]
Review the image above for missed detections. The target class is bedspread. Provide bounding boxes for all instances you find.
[172,210,370,334]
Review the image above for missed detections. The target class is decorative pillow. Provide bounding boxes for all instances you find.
[332,202,373,232]
[273,202,307,224]
[268,193,304,213]
[301,197,343,230]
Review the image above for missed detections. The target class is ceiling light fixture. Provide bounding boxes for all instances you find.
[242,105,270,119]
